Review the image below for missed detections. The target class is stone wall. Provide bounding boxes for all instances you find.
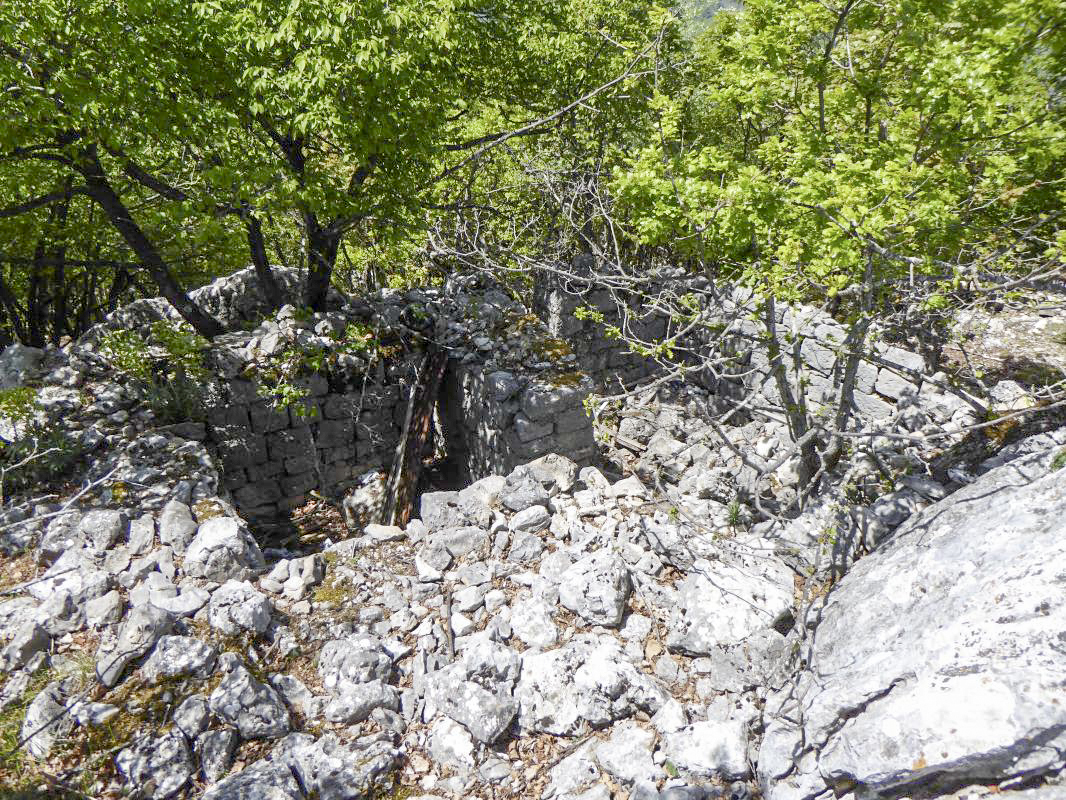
[535,277,661,392]
[439,365,597,482]
[534,272,963,427]
[206,370,412,522]
[194,278,601,521]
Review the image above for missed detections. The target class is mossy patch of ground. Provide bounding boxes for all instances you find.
[0,656,112,799]
[0,665,56,778]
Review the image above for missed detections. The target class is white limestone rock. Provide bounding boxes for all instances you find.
[558,549,631,628]
[663,719,750,779]
[759,441,1066,800]
[116,730,195,799]
[183,516,265,582]
[209,656,291,739]
[516,635,667,735]
[96,603,174,688]
[207,579,273,636]
[594,722,663,784]
[666,555,792,655]
[141,635,217,683]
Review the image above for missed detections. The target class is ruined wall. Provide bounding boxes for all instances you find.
[533,271,962,427]
[535,278,662,391]
[197,278,600,521]
[439,365,597,482]
[206,370,412,522]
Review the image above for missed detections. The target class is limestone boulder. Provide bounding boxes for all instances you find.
[759,440,1066,800]
[183,516,265,582]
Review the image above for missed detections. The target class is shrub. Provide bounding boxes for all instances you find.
[99,321,210,424]
[0,388,82,500]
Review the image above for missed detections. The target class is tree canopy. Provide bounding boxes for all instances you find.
[0,0,1061,345]
[613,0,1065,301]
[0,0,668,338]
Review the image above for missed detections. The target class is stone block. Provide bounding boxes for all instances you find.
[882,345,925,373]
[554,406,592,435]
[280,472,317,497]
[318,418,355,444]
[512,432,556,460]
[800,336,837,375]
[569,446,599,466]
[521,379,591,422]
[550,426,596,454]
[216,432,267,470]
[321,393,361,419]
[326,445,357,463]
[486,372,520,402]
[357,414,394,442]
[285,455,316,475]
[249,402,289,434]
[267,428,313,460]
[356,440,376,461]
[853,391,894,420]
[583,351,609,373]
[856,359,878,394]
[874,370,914,401]
[206,404,250,430]
[514,413,553,443]
[220,470,247,491]
[537,288,585,337]
[233,480,282,508]
[361,386,400,409]
[588,289,615,313]
[228,379,259,403]
[246,460,284,481]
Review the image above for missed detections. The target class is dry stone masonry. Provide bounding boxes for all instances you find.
[535,270,975,435]
[165,271,601,521]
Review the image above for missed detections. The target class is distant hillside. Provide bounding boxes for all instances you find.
[678,0,743,34]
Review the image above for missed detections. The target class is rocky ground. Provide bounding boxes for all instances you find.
[0,283,1064,800]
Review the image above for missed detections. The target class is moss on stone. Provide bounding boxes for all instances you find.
[192,499,226,522]
[312,582,350,605]
[546,371,586,388]
[531,337,573,360]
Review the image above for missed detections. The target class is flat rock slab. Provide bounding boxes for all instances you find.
[759,445,1066,800]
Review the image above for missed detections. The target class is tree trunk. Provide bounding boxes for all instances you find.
[27,236,47,348]
[78,148,224,339]
[382,345,449,527]
[305,213,339,311]
[821,314,873,474]
[51,182,72,346]
[245,211,285,310]
[764,297,820,498]
[0,272,28,344]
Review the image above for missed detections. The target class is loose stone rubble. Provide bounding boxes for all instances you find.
[0,269,1062,800]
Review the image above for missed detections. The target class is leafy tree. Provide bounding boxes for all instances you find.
[425,2,687,289]
[614,0,1065,298]
[599,0,1065,491]
[1,0,648,337]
